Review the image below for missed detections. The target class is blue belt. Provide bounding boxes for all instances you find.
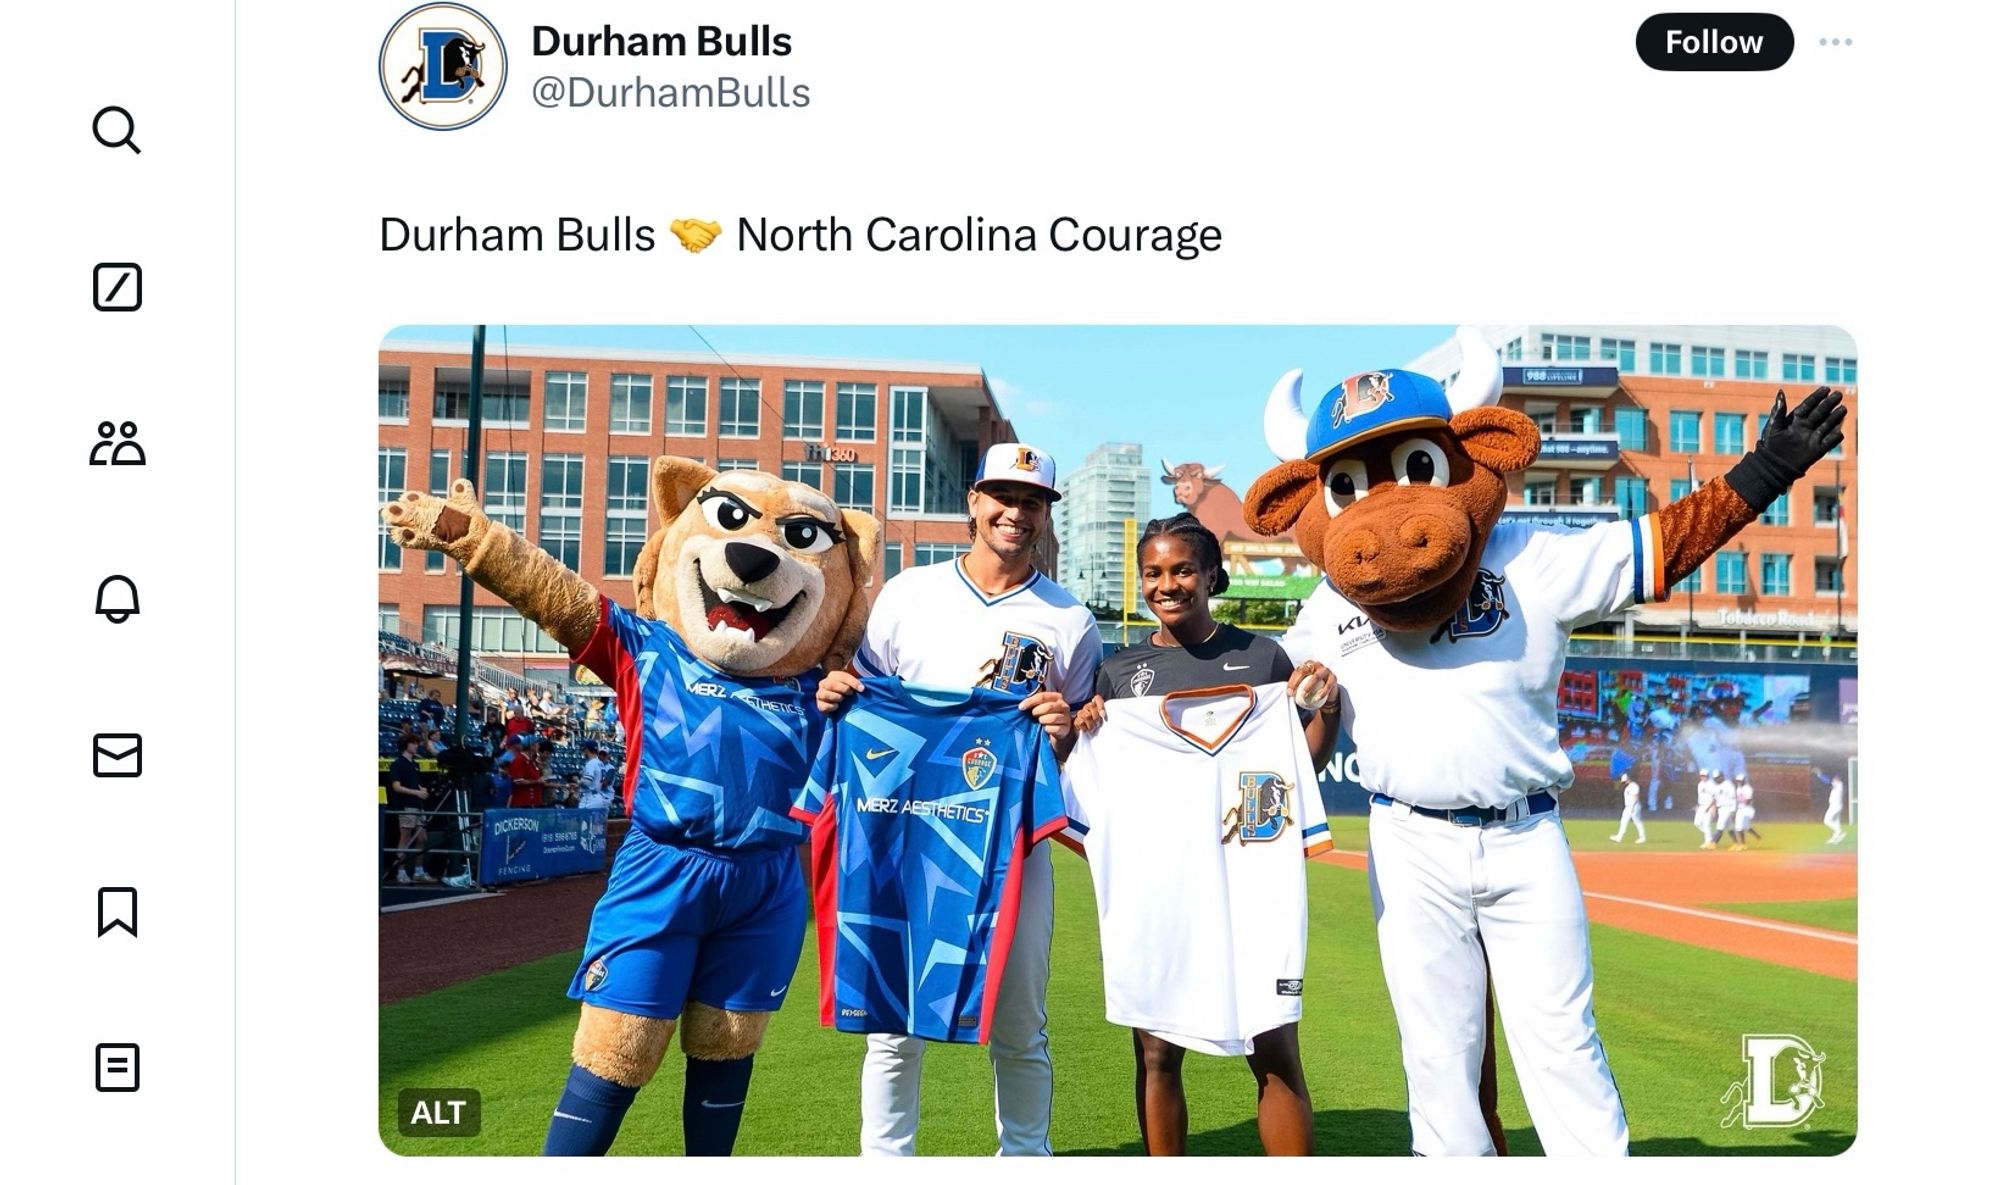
[1370,791,1558,827]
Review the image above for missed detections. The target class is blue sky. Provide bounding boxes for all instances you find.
[385,324,1451,520]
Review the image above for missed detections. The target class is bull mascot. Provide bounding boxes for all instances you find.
[1246,327,1843,1155]
[385,458,878,1155]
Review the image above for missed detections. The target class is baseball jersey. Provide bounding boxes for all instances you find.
[1696,776,1717,808]
[1829,778,1845,809]
[1283,517,1668,810]
[1736,781,1754,807]
[1063,684,1332,1056]
[854,558,1101,708]
[790,678,1066,1043]
[1622,782,1641,808]
[572,595,821,852]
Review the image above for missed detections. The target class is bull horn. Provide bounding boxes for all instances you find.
[1160,458,1177,476]
[1203,463,1225,479]
[1445,325,1503,415]
[1262,368,1308,461]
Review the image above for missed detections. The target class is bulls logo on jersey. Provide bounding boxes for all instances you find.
[1221,772,1295,844]
[1436,568,1510,643]
[978,630,1051,695]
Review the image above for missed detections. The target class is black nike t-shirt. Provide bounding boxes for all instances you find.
[1095,624,1295,700]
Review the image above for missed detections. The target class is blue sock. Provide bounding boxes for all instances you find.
[543,1063,639,1156]
[682,1056,755,1156]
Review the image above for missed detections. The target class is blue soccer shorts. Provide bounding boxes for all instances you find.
[567,829,805,1020]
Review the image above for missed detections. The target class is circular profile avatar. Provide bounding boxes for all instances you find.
[379,4,507,130]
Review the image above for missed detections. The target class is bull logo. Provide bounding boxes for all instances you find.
[1720,1035,1826,1130]
[961,745,997,791]
[1439,569,1510,642]
[380,5,508,131]
[1329,372,1394,429]
[978,631,1051,696]
[1221,772,1294,844]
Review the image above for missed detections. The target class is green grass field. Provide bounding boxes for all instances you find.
[382,846,1855,1156]
[1321,816,1854,857]
[1707,898,1857,934]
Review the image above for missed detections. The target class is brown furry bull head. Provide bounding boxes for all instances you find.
[1245,330,1539,633]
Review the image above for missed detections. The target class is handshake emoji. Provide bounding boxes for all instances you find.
[670,218,722,254]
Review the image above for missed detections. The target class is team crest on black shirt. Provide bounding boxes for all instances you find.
[1129,663,1155,696]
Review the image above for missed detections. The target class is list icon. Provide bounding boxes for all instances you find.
[96,1043,140,1092]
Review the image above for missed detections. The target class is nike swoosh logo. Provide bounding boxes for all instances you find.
[700,1099,746,1109]
[864,747,896,760]
[768,986,788,996]
[1223,663,1249,671]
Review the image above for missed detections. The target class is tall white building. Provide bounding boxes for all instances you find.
[1056,442,1148,616]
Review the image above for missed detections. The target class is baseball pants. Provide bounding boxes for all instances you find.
[859,840,1056,1156]
[1611,804,1645,842]
[1368,801,1629,1156]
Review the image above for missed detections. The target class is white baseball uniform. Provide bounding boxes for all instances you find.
[1611,778,1645,843]
[1285,517,1650,1156]
[1694,775,1718,844]
[1712,776,1738,833]
[1734,779,1755,832]
[850,557,1102,1156]
[1062,684,1332,1056]
[1825,776,1847,842]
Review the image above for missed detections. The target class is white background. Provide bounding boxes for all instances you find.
[7,0,1981,1180]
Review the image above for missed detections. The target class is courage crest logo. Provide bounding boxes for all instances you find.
[961,744,997,791]
[380,4,508,131]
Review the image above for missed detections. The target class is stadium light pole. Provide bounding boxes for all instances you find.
[450,325,486,744]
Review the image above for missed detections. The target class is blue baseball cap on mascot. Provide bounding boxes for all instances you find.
[1305,369,1455,464]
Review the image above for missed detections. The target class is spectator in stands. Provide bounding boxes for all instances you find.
[508,737,550,809]
[540,737,576,807]
[577,739,613,813]
[583,698,605,738]
[418,689,447,727]
[504,704,537,745]
[492,733,527,808]
[387,731,435,884]
[424,727,447,757]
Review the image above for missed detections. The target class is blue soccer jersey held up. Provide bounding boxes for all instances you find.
[790,678,1067,1043]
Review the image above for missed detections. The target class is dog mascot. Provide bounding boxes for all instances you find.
[1246,328,1843,1155]
[385,458,879,1155]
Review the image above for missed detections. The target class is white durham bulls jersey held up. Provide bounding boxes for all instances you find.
[1283,518,1666,809]
[1062,684,1332,1056]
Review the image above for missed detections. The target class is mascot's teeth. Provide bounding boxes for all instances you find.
[717,587,774,612]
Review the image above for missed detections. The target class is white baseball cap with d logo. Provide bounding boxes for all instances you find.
[972,444,1061,501]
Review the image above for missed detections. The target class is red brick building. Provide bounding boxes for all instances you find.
[378,340,1022,676]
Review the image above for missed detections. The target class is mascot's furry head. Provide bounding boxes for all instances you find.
[634,457,879,678]
[1245,327,1540,633]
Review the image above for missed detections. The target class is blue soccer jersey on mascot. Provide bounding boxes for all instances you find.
[578,597,821,851]
[563,596,823,1019]
[790,678,1067,1043]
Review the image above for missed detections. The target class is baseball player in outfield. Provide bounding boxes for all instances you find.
[1245,331,1845,1155]
[1694,771,1718,848]
[1825,774,1847,843]
[1609,772,1646,843]
[1711,772,1738,852]
[1730,775,1756,850]
[816,443,1100,1156]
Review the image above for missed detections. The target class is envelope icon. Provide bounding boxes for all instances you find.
[93,733,143,778]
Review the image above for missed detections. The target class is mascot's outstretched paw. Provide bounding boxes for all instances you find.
[382,478,489,559]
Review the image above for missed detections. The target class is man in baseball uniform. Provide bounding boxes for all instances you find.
[1711,772,1738,852]
[1694,771,1719,848]
[816,443,1101,1156]
[1730,775,1755,850]
[1825,774,1847,843]
[1244,332,1845,1156]
[1609,772,1646,844]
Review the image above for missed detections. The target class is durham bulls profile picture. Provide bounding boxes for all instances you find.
[380,4,508,130]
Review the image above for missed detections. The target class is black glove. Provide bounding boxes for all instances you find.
[1722,386,1848,511]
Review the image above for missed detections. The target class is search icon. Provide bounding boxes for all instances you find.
[93,106,141,154]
